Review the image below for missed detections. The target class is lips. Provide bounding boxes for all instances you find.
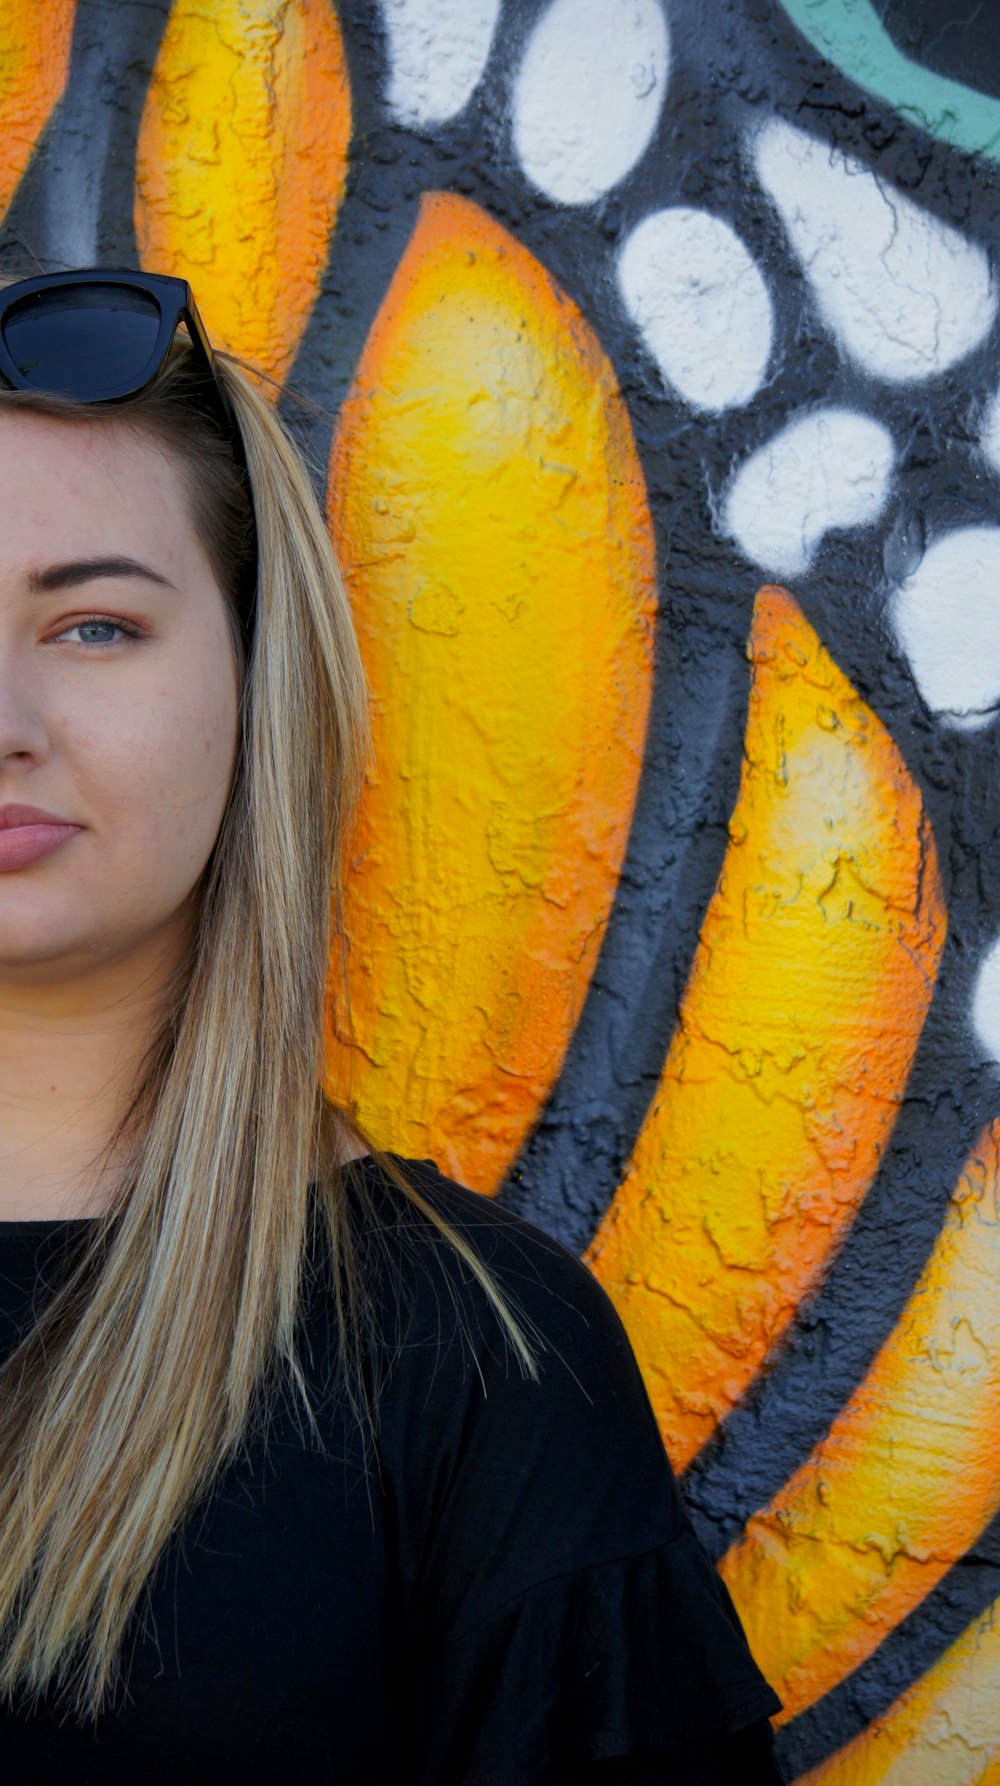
[0,805,82,872]
[0,813,82,873]
[0,804,77,829]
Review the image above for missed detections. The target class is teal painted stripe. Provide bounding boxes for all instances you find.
[780,0,1000,162]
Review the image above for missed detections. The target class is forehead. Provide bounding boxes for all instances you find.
[0,406,203,577]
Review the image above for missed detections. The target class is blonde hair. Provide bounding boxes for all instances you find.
[0,346,535,1715]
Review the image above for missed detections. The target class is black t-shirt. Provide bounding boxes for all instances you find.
[0,1155,782,1783]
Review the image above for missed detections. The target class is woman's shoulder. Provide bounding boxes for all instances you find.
[341,1151,658,1412]
[333,1156,784,1774]
[347,1149,614,1304]
[330,1151,689,1563]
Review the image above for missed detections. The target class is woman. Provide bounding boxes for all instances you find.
[0,269,782,1781]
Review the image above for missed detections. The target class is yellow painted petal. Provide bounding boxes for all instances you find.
[586,586,946,1471]
[135,0,349,382]
[327,191,656,1192]
[0,0,75,220]
[723,1120,1000,1724]
[800,1593,1000,1785]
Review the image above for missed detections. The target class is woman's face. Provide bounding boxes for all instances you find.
[0,407,241,986]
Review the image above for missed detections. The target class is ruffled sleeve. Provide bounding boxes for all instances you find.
[367,1160,781,1785]
[409,1529,781,1784]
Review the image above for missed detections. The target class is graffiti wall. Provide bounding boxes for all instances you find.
[4,0,1000,1776]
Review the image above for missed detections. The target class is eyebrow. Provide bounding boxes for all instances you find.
[26,556,177,594]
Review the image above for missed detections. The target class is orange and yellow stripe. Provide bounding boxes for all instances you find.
[801,1587,1000,1783]
[587,586,946,1470]
[0,0,75,222]
[136,0,350,383]
[724,1119,1000,1723]
[327,191,657,1192]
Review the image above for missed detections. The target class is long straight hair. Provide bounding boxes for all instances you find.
[0,347,535,1715]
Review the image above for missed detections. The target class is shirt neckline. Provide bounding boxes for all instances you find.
[0,1154,380,1234]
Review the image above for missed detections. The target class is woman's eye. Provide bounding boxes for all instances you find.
[57,617,141,647]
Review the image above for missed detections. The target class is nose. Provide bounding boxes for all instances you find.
[0,636,50,765]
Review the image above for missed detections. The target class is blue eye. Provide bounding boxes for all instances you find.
[59,617,141,647]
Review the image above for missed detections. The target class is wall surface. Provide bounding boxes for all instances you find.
[3,0,1000,1777]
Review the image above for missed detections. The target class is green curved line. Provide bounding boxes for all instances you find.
[780,0,1000,162]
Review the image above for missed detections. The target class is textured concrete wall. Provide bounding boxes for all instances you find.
[3,1,1000,1778]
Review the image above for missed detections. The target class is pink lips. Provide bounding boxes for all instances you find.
[0,803,82,872]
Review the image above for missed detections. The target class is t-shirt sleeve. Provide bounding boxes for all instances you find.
[371,1161,781,1786]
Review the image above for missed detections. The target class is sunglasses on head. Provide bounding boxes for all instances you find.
[0,268,256,642]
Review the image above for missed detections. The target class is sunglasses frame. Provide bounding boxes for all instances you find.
[0,267,218,399]
[0,267,256,640]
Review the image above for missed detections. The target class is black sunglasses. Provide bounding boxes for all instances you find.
[0,268,256,640]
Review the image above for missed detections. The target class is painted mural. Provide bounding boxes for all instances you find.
[2,0,999,1776]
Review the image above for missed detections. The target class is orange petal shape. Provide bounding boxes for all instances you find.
[585,586,946,1471]
[800,1594,1000,1785]
[135,0,349,382]
[327,191,656,1192]
[0,0,75,221]
[723,1120,1000,1724]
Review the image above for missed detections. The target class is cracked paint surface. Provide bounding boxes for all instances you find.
[586,587,945,1473]
[135,0,350,382]
[801,1593,1000,1784]
[326,191,655,1192]
[722,1119,1000,1723]
[0,2,75,220]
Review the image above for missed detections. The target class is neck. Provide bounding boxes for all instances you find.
[0,924,190,1221]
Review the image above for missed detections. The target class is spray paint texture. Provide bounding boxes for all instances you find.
[2,0,1000,1778]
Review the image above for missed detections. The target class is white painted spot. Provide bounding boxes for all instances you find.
[981,387,1000,473]
[618,208,772,410]
[891,527,1000,729]
[973,936,1000,1061]
[724,408,894,577]
[513,0,668,205]
[755,118,996,383]
[379,0,500,127]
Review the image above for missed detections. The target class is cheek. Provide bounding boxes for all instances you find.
[73,666,240,872]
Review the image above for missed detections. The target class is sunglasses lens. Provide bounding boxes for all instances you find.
[2,283,162,398]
